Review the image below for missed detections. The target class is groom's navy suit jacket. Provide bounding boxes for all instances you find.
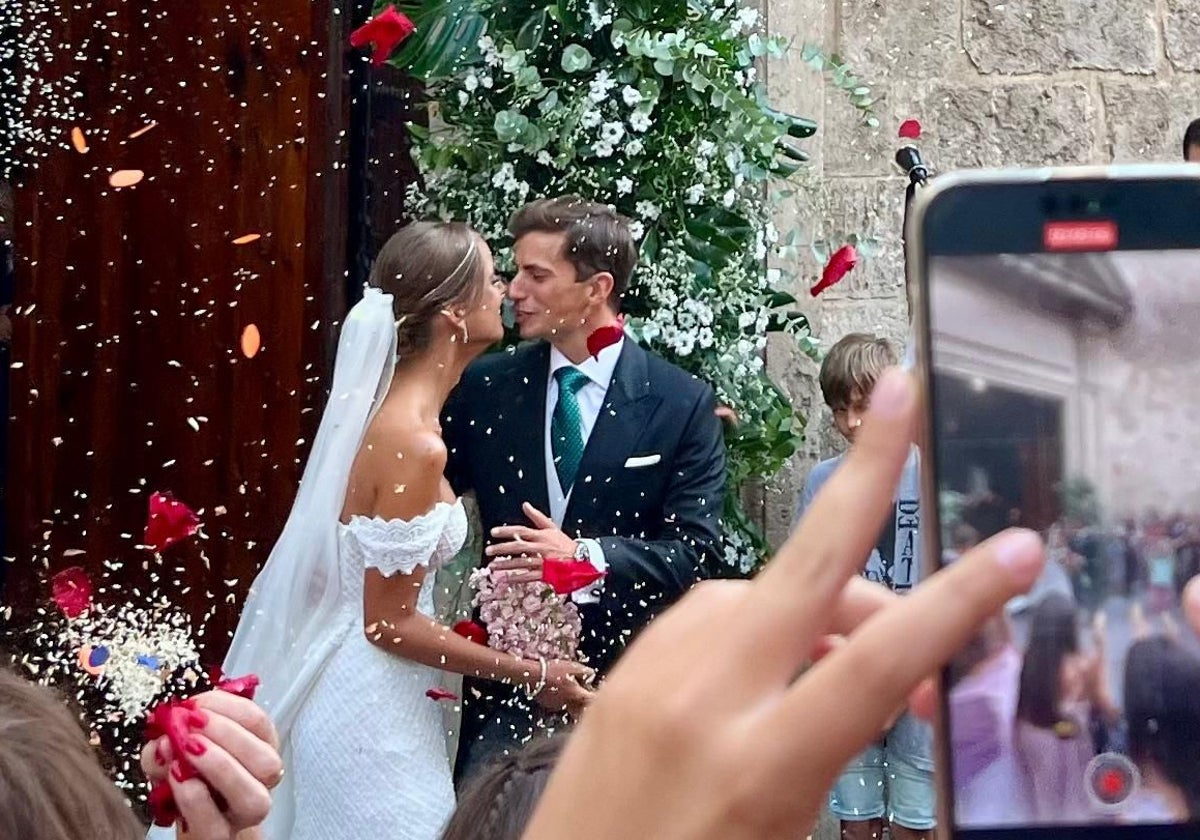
[442,338,726,779]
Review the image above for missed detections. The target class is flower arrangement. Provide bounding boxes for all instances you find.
[380,0,875,569]
[469,566,583,660]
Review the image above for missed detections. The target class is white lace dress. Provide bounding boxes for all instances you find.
[288,500,468,840]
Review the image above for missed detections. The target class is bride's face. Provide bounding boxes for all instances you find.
[461,237,505,347]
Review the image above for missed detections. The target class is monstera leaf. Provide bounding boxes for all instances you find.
[385,0,487,79]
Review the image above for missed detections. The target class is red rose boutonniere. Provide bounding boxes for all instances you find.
[586,315,625,360]
[810,244,858,298]
[350,5,417,67]
[144,491,201,553]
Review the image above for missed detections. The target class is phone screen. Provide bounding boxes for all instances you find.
[919,174,1200,838]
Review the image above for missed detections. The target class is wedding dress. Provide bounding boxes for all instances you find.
[147,287,471,840]
[289,500,468,840]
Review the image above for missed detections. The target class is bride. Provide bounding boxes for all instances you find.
[212,222,593,840]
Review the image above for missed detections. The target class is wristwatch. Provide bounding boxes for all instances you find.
[573,541,591,564]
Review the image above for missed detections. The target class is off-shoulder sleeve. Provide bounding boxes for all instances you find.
[342,503,453,578]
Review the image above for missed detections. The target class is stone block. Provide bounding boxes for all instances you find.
[1165,0,1200,72]
[766,0,830,170]
[824,81,1099,177]
[1103,78,1200,161]
[963,0,1159,75]
[835,0,964,81]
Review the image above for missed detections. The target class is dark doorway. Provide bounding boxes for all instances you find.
[933,373,1064,533]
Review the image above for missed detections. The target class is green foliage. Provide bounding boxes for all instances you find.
[387,0,872,569]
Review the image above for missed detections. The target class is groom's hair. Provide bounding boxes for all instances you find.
[509,196,638,310]
[441,735,565,840]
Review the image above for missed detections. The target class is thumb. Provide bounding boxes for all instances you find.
[523,501,555,528]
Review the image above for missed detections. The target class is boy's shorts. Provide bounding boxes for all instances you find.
[828,712,936,830]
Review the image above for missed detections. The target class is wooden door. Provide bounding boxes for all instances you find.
[2,0,355,663]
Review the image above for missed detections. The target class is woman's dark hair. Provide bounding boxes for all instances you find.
[1124,637,1200,819]
[441,735,565,840]
[368,221,484,357]
[0,667,143,840]
[1016,594,1079,729]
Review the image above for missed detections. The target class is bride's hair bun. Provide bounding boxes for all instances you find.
[368,221,483,356]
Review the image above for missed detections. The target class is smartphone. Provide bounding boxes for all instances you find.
[909,165,1200,839]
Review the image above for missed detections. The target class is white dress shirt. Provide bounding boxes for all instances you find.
[544,338,624,603]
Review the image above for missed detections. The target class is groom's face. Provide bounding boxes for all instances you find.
[510,231,595,343]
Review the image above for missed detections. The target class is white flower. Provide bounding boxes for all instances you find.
[722,188,737,208]
[615,176,634,195]
[736,7,760,29]
[481,74,494,89]
[536,150,553,165]
[463,72,479,92]
[686,184,706,204]
[636,200,661,220]
[628,220,645,240]
[457,90,469,107]
[724,147,744,172]
[738,311,757,329]
[629,109,653,132]
[589,70,617,102]
[621,85,643,106]
[697,139,717,158]
[624,138,645,156]
[588,0,614,28]
[491,163,515,188]
[600,121,625,143]
[593,141,615,158]
[580,109,603,129]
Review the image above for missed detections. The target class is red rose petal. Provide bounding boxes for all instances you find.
[898,119,922,139]
[51,566,93,618]
[426,686,459,702]
[216,674,260,700]
[144,491,201,553]
[542,557,605,595]
[452,620,488,645]
[810,244,858,298]
[350,5,417,66]
[586,318,625,360]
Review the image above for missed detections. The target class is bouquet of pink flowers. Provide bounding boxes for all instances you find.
[468,567,583,661]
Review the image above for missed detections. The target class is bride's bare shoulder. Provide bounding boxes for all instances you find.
[346,420,447,520]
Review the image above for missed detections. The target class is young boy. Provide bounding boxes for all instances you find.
[793,333,933,840]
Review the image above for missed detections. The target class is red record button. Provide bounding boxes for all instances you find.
[1086,753,1138,808]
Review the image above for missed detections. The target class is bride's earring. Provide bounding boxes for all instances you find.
[459,321,470,344]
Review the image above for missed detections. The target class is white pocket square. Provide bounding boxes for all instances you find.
[624,454,661,468]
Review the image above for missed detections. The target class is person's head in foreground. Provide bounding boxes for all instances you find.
[0,666,143,840]
[442,736,565,840]
[819,332,898,446]
[1123,636,1200,821]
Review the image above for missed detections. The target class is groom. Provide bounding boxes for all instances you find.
[442,196,727,783]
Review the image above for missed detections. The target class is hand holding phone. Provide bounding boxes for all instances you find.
[911,165,1200,838]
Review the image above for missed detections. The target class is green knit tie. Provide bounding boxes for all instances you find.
[551,367,590,493]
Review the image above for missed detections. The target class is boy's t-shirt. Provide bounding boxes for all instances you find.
[793,447,923,592]
[793,446,933,773]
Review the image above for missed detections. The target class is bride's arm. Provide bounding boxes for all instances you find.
[351,424,545,689]
[363,567,541,687]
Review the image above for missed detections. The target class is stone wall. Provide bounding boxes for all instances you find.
[761,0,1200,547]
